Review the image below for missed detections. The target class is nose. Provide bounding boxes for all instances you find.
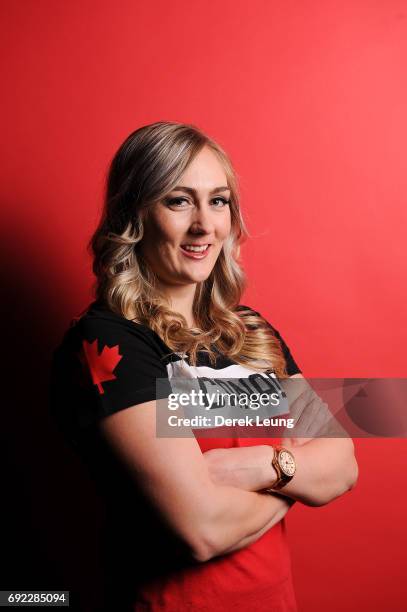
[188,202,215,236]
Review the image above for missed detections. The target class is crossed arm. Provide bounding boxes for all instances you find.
[98,374,358,562]
[202,374,359,508]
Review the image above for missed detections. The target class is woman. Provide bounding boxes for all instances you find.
[50,121,358,611]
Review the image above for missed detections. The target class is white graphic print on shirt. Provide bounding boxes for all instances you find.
[164,354,289,429]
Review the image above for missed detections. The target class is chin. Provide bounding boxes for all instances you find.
[188,273,212,283]
[183,269,213,283]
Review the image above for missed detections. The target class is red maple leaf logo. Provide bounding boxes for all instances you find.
[78,338,123,394]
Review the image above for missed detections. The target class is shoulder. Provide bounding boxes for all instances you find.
[49,303,174,441]
[52,301,172,369]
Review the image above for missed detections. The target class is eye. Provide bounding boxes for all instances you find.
[212,197,231,208]
[165,197,192,208]
[164,196,231,209]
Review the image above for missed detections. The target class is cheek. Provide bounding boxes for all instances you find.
[153,212,185,246]
[155,242,179,267]
[142,227,175,261]
[218,213,232,239]
[154,228,184,262]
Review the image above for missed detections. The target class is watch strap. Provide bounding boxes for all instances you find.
[264,445,294,492]
[264,445,282,492]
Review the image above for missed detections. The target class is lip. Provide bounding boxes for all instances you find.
[180,244,211,260]
[181,242,211,247]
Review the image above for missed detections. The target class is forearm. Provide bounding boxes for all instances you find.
[195,483,295,561]
[277,437,358,506]
[204,438,358,507]
[219,494,296,555]
[204,445,278,491]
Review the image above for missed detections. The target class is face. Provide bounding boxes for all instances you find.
[139,145,232,290]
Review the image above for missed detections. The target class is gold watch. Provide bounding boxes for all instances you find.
[265,445,296,492]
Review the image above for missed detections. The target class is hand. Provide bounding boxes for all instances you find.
[203,445,278,492]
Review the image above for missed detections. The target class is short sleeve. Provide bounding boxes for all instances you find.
[269,326,302,376]
[49,315,172,447]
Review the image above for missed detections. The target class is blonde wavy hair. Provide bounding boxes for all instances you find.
[87,121,290,377]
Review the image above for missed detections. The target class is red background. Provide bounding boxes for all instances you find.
[2,1,406,610]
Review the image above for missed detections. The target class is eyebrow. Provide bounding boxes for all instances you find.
[172,185,230,195]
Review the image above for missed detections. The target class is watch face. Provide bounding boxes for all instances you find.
[279,450,296,476]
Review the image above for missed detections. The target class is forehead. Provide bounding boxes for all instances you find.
[177,146,228,190]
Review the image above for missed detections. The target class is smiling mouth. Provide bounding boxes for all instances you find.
[180,244,211,253]
[179,244,212,259]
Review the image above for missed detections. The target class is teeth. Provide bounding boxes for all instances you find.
[182,244,209,252]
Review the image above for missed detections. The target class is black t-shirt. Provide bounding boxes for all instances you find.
[49,301,302,609]
[50,300,301,447]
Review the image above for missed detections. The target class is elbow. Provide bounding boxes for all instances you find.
[321,454,359,506]
[190,544,216,563]
[173,522,218,563]
[189,527,220,563]
[187,500,233,562]
[338,450,359,495]
[346,455,359,491]
[332,458,359,503]
[181,499,224,563]
[342,438,359,492]
[307,453,359,508]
